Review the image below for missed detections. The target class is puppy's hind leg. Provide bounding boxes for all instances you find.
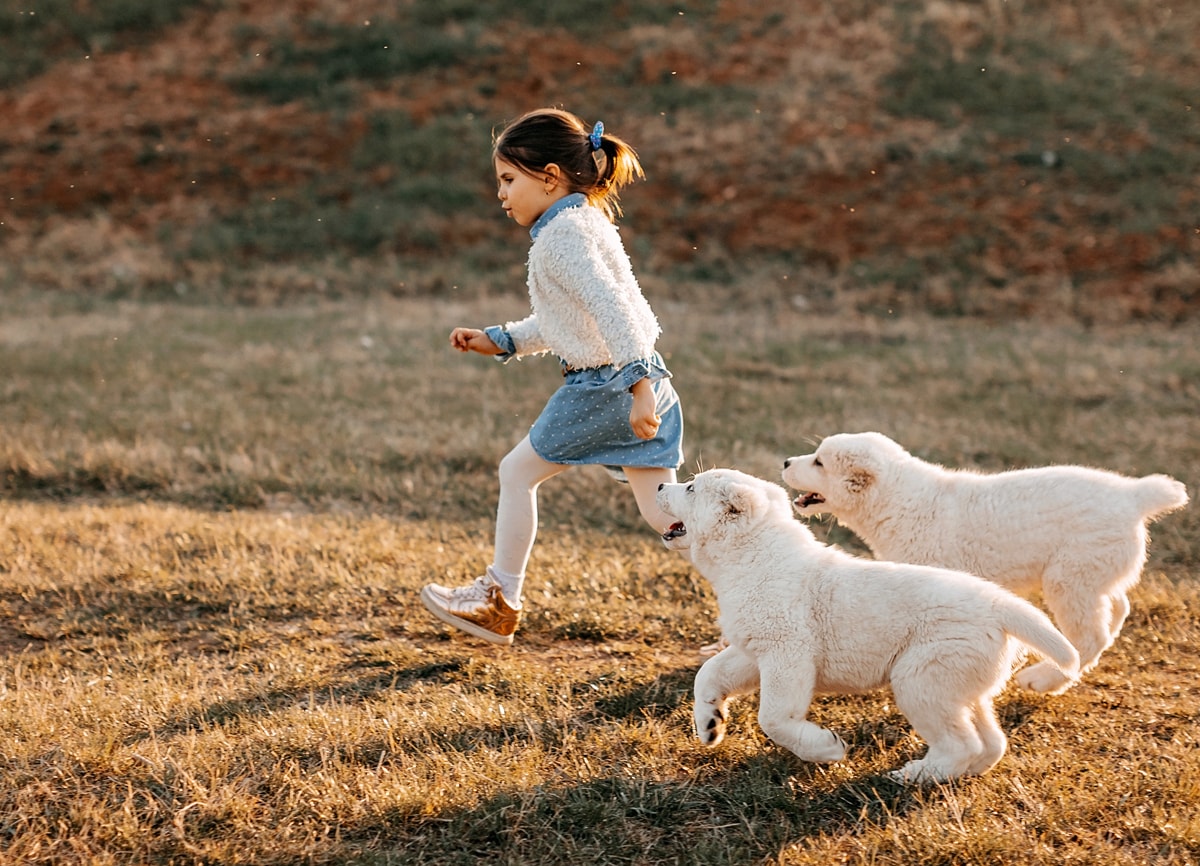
[1021,583,1125,693]
[756,661,847,763]
[890,678,989,783]
[1107,591,1131,637]
[693,646,759,747]
[963,697,1007,776]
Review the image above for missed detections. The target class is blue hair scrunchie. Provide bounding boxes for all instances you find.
[589,121,604,151]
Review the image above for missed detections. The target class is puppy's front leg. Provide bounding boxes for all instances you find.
[693,645,760,747]
[756,660,846,763]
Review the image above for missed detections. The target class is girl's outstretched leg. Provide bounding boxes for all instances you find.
[420,436,567,645]
[493,436,570,596]
[626,465,725,656]
[623,466,678,534]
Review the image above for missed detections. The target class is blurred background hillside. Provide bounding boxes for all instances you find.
[1,0,1196,322]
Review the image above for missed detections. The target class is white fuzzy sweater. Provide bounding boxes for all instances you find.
[501,204,662,370]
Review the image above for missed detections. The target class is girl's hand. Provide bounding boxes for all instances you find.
[629,378,661,440]
[449,327,504,355]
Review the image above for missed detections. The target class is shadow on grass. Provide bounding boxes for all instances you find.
[136,656,488,746]
[333,751,927,865]
[310,680,939,863]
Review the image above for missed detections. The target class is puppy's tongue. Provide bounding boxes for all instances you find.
[662,521,687,541]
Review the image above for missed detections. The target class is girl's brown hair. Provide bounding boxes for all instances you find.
[493,108,644,221]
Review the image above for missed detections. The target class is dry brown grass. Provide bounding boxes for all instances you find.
[1,295,1197,864]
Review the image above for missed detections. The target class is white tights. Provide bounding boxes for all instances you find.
[490,435,678,603]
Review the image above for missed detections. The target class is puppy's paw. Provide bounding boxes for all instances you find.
[1016,661,1075,695]
[791,723,847,762]
[887,759,944,785]
[804,729,848,763]
[694,703,728,747]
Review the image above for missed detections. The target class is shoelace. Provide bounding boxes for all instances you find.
[448,575,496,600]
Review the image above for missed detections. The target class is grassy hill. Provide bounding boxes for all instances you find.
[1,0,1197,320]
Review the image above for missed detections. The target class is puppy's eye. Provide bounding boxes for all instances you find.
[813,457,823,468]
[686,483,694,493]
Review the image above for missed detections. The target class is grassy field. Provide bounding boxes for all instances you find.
[1,295,1197,864]
[3,1,1196,861]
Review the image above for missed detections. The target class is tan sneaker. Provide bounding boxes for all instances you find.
[420,572,520,646]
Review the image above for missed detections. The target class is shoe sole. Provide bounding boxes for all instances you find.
[420,585,515,646]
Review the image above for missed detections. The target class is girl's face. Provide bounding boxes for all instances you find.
[495,156,559,227]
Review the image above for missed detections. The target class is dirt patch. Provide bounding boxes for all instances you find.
[1,1,1196,321]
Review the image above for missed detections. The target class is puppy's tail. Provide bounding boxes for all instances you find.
[1134,474,1189,522]
[998,598,1080,679]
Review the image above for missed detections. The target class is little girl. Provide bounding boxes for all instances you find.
[421,108,685,646]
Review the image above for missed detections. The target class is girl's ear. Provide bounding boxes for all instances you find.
[543,164,562,190]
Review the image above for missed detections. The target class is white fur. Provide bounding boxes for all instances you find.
[782,431,1189,693]
[657,469,1079,784]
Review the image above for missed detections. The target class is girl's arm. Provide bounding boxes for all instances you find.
[629,377,662,440]
[500,314,551,358]
[449,327,505,355]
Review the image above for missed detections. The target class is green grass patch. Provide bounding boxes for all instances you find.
[526,0,718,34]
[228,2,719,107]
[230,19,496,107]
[187,112,494,260]
[885,25,1194,138]
[0,0,216,87]
[884,24,1200,196]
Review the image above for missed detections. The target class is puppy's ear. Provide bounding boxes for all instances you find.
[722,481,762,520]
[846,468,874,494]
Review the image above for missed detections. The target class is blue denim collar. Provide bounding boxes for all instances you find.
[530,193,587,240]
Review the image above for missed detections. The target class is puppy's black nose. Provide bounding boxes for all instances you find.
[783,458,791,468]
[657,483,664,490]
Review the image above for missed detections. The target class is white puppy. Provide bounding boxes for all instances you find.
[657,468,1079,783]
[782,432,1189,693]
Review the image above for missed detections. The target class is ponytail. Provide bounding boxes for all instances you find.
[494,108,644,221]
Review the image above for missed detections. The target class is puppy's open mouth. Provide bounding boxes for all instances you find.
[661,521,688,542]
[794,492,825,509]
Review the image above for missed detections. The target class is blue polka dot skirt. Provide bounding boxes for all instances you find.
[528,352,684,471]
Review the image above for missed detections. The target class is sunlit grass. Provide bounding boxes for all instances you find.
[2,497,1196,865]
[0,296,1196,863]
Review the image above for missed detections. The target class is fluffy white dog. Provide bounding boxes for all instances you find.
[657,468,1079,783]
[782,432,1189,693]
